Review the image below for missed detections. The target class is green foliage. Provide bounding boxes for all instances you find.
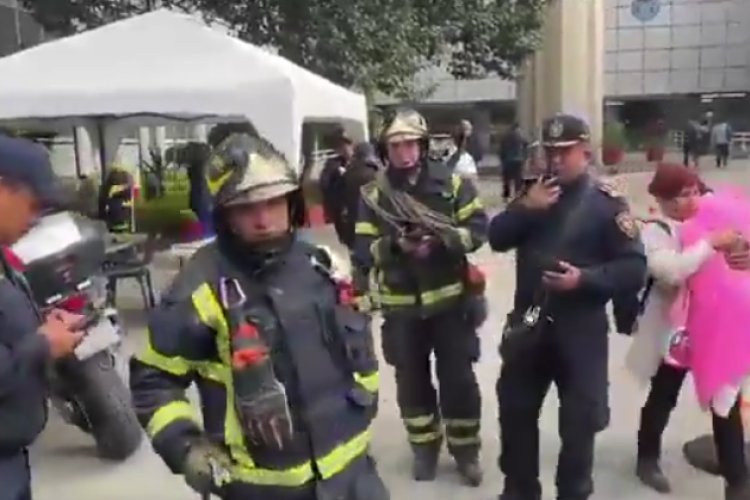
[24,0,548,100]
[134,171,193,235]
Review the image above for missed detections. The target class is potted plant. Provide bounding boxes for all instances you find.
[646,118,667,162]
[602,121,626,167]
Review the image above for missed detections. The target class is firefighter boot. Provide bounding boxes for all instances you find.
[453,447,483,487]
[411,441,441,481]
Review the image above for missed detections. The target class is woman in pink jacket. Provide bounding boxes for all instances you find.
[626,163,750,500]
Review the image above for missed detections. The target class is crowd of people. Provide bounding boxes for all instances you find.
[0,107,749,500]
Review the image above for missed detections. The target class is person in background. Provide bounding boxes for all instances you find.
[683,117,709,169]
[447,119,479,185]
[340,142,381,250]
[0,135,85,500]
[99,167,135,233]
[625,163,749,499]
[320,127,354,244]
[499,123,529,202]
[712,119,734,169]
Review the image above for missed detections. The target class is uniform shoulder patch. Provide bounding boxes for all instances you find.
[615,211,639,239]
[596,177,625,199]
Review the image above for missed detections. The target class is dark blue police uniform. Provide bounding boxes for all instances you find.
[489,115,647,500]
[0,135,63,500]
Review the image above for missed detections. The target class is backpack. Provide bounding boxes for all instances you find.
[612,219,672,335]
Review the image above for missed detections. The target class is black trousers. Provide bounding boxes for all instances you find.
[0,450,32,500]
[497,316,610,500]
[716,144,730,168]
[638,363,747,487]
[502,161,524,201]
[381,307,481,457]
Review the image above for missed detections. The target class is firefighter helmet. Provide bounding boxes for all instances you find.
[205,133,298,207]
[382,109,429,143]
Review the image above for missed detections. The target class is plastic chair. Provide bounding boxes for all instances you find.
[104,236,157,309]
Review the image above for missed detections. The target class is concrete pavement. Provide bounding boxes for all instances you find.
[29,162,750,499]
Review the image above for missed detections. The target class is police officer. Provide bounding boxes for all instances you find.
[130,133,388,500]
[489,114,647,500]
[0,135,85,500]
[353,109,488,486]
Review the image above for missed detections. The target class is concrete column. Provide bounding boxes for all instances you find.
[190,124,208,142]
[516,0,604,158]
[149,126,167,152]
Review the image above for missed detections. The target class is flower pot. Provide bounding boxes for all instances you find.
[646,146,665,162]
[602,146,624,166]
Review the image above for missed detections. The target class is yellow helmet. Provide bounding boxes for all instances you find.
[205,133,299,207]
[382,109,429,143]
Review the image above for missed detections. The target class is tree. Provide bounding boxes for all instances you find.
[23,0,548,99]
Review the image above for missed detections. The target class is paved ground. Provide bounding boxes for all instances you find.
[30,161,750,500]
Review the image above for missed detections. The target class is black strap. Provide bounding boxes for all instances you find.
[530,180,594,306]
[637,219,673,312]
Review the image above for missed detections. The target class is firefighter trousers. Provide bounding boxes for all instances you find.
[381,306,481,458]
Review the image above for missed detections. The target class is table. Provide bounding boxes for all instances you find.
[169,237,214,268]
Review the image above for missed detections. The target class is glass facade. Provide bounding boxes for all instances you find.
[606,0,750,96]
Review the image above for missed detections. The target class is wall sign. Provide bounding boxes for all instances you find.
[631,0,661,22]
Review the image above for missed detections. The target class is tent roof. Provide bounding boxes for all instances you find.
[0,9,368,167]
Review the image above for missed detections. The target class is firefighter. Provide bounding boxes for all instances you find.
[99,166,135,233]
[129,132,388,500]
[353,109,488,486]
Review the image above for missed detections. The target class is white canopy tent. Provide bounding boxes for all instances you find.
[0,9,368,171]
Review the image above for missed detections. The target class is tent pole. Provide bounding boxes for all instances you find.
[72,126,82,178]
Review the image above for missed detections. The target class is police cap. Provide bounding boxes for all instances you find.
[541,114,590,147]
[0,135,62,208]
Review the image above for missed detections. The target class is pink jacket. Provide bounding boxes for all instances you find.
[679,189,750,408]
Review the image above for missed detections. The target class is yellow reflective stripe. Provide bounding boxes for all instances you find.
[232,460,314,486]
[457,227,473,250]
[379,293,417,306]
[355,222,379,236]
[354,371,379,393]
[316,429,370,478]
[108,184,128,197]
[404,415,435,427]
[455,197,482,222]
[135,331,192,376]
[446,435,481,446]
[146,400,197,438]
[451,174,461,198]
[191,284,255,468]
[444,418,480,427]
[377,281,463,307]
[191,283,374,487]
[421,282,464,305]
[408,431,442,444]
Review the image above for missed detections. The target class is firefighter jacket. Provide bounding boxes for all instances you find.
[353,160,487,316]
[129,239,379,495]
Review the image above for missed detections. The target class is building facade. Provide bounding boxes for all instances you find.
[388,0,750,134]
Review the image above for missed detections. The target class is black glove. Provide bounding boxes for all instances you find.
[236,378,294,450]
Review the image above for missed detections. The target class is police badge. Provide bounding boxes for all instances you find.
[548,119,564,139]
